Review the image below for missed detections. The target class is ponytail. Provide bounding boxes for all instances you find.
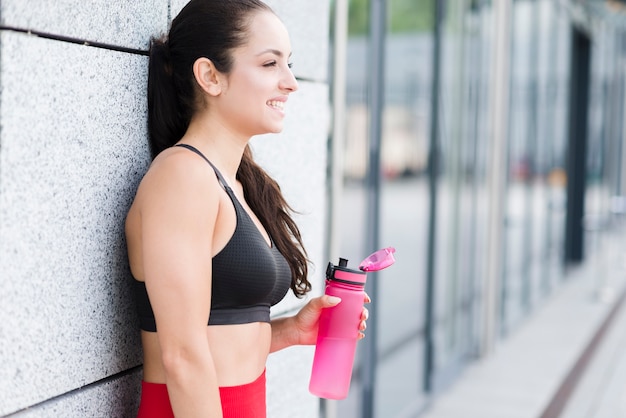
[238,146,312,297]
[147,37,188,159]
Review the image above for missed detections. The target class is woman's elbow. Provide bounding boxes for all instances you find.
[160,342,211,380]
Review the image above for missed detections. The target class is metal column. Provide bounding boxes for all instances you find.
[564,28,591,264]
[483,0,512,356]
[362,0,386,417]
[324,0,349,416]
[423,0,443,393]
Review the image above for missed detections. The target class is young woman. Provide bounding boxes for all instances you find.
[125,0,369,416]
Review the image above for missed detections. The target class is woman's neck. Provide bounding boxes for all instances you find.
[181,115,249,185]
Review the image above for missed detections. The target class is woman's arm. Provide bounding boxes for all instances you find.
[269,294,370,353]
[139,151,223,417]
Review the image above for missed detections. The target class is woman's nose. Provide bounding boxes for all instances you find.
[281,69,299,93]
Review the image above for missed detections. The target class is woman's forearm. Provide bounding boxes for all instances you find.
[269,316,299,353]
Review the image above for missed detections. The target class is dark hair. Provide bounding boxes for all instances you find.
[147,0,311,297]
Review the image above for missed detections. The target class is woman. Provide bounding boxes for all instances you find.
[125,0,368,416]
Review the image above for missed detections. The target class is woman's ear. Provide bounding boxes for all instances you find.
[193,57,222,96]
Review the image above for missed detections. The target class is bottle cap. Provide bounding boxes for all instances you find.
[358,247,396,272]
[326,258,367,285]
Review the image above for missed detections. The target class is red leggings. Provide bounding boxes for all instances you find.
[136,370,266,418]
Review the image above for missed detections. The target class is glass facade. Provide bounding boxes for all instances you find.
[501,0,572,334]
[327,0,626,417]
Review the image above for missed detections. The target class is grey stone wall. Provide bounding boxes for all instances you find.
[0,1,330,417]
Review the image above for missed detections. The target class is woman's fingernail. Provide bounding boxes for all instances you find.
[327,296,342,304]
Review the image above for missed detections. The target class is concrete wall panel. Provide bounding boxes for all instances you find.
[267,346,318,417]
[264,0,330,82]
[0,31,147,415]
[0,1,167,50]
[12,370,142,417]
[255,81,330,316]
[169,0,330,82]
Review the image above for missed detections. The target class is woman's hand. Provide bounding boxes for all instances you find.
[270,293,371,352]
[293,293,371,345]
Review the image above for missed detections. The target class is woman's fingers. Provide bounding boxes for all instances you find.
[360,307,369,321]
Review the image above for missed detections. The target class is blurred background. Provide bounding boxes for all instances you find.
[324,0,626,417]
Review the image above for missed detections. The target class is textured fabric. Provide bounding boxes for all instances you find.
[136,370,267,418]
[135,144,292,331]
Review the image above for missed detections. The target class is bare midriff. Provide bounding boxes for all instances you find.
[141,322,272,387]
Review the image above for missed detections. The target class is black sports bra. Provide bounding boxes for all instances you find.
[134,144,292,331]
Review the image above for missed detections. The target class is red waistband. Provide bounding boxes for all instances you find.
[137,370,266,418]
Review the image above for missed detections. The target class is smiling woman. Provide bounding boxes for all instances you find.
[124,0,369,417]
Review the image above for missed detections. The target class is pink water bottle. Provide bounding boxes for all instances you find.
[309,247,396,399]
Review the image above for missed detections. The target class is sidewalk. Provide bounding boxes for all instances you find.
[559,279,626,418]
[420,228,626,418]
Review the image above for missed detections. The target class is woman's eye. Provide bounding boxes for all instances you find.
[288,62,294,69]
[263,61,277,67]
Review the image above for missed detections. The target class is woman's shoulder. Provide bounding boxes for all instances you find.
[134,146,222,208]
[147,146,219,187]
[125,146,223,242]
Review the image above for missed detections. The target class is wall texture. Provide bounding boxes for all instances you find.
[0,1,330,416]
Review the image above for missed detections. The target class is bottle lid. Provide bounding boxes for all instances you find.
[358,247,396,272]
[326,259,367,285]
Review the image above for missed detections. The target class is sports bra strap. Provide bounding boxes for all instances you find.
[175,143,231,190]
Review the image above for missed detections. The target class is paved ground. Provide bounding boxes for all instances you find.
[419,226,626,418]
[560,282,626,418]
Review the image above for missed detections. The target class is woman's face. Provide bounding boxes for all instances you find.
[215,11,299,138]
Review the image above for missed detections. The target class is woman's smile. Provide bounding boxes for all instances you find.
[267,98,286,114]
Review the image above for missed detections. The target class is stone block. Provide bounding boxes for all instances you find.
[169,0,330,82]
[11,369,142,417]
[267,345,319,418]
[264,0,331,82]
[256,82,330,316]
[0,31,148,415]
[0,0,167,50]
